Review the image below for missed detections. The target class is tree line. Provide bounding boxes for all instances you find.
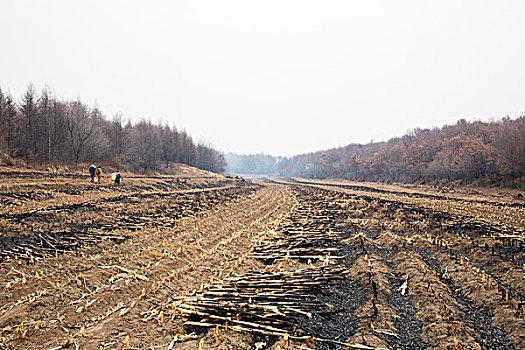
[229,117,525,186]
[0,84,225,173]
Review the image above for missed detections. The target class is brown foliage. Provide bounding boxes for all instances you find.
[278,118,525,186]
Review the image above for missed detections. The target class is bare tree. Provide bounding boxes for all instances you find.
[19,84,39,160]
[106,113,130,163]
[66,100,96,164]
[38,87,53,162]
[160,125,177,168]
[130,120,161,169]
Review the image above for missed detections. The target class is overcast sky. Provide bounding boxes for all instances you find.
[1,1,524,156]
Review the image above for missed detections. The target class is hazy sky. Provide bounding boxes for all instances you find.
[1,1,524,156]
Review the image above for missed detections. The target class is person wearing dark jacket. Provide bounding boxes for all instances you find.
[89,165,96,183]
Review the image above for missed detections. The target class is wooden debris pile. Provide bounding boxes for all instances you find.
[169,265,352,341]
[249,191,350,263]
[0,230,126,261]
[250,231,345,262]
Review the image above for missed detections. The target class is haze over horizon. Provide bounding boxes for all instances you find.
[1,1,524,157]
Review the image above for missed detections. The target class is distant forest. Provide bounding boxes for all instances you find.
[2,84,524,186]
[227,117,525,186]
[0,85,225,173]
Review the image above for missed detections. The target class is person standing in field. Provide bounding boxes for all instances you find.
[95,166,103,183]
[89,164,96,183]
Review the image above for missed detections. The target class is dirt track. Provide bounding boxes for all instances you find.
[0,170,524,349]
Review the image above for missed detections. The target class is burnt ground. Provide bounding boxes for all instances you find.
[0,169,523,349]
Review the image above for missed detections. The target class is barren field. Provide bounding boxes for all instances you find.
[1,168,524,350]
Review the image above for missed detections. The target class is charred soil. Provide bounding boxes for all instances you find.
[0,172,523,349]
